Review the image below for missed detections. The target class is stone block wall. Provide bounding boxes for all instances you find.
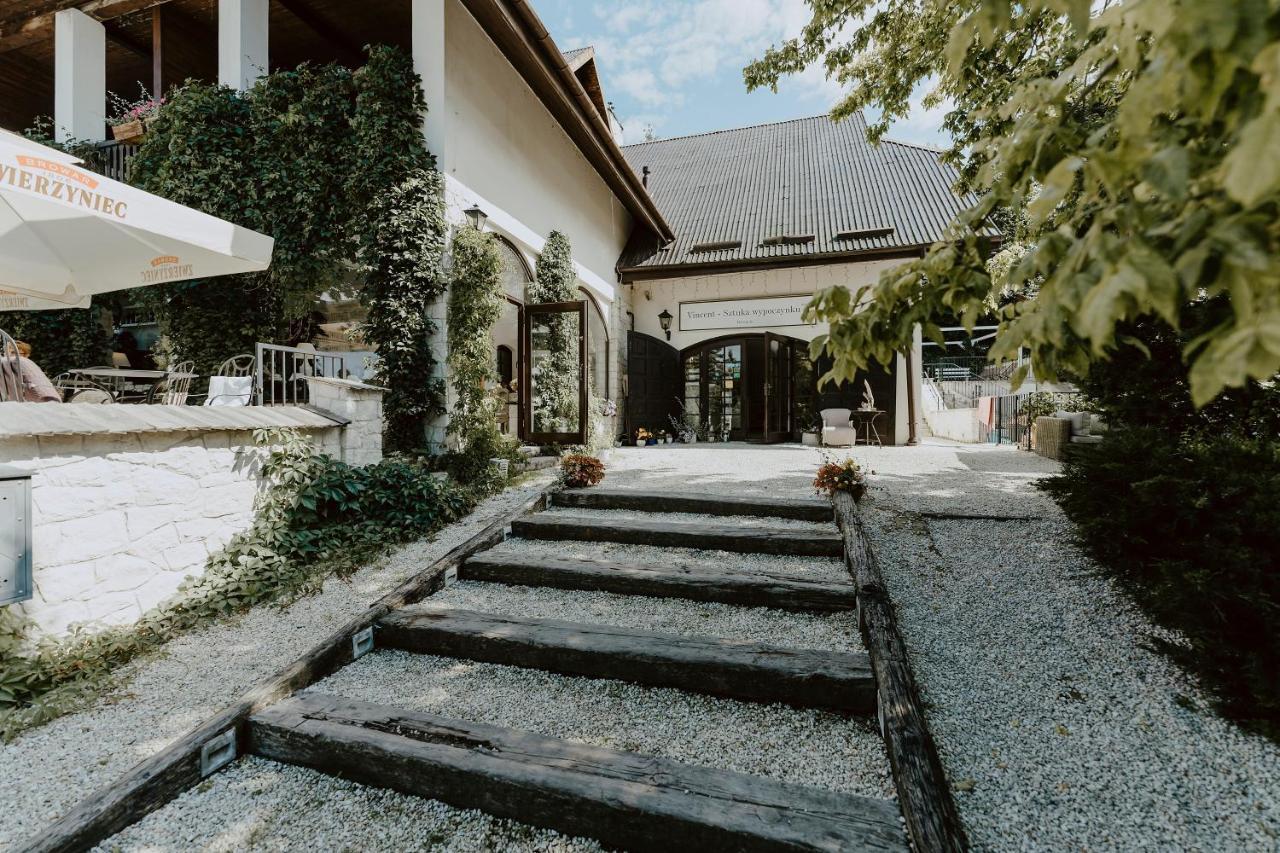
[0,400,383,637]
[305,376,386,466]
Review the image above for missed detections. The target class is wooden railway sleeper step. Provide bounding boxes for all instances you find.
[461,551,857,612]
[375,606,875,714]
[550,488,835,522]
[510,515,844,558]
[249,692,908,853]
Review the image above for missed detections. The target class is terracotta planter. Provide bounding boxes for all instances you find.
[111,119,145,144]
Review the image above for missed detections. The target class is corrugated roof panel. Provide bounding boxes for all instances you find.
[620,114,982,270]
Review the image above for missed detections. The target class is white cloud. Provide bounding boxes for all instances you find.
[554,0,945,145]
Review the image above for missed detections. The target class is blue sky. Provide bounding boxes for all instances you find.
[534,0,949,147]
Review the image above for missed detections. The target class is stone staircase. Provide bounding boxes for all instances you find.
[243,488,908,851]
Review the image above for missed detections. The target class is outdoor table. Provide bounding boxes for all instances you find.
[851,408,886,446]
[69,368,196,403]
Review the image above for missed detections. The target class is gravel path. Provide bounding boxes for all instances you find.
[309,650,896,799]
[484,536,848,582]
[858,441,1280,850]
[599,444,826,498]
[94,756,606,853]
[539,505,834,532]
[420,580,863,652]
[0,475,553,852]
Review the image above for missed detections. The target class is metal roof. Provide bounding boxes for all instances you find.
[561,46,593,70]
[619,113,980,273]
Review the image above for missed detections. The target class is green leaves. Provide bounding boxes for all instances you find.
[750,0,1280,408]
[1223,110,1280,208]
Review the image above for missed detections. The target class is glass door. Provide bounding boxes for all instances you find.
[523,301,588,445]
[764,333,793,442]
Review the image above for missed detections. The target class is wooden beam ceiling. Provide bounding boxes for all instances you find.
[272,0,362,67]
[0,0,174,54]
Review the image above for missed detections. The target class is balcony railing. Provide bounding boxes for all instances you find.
[91,140,138,183]
[255,343,346,406]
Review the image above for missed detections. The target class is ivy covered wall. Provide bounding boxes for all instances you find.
[126,46,447,451]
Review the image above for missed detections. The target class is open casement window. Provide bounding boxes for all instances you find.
[522,300,588,445]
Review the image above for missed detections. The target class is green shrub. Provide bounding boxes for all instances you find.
[1042,429,1280,736]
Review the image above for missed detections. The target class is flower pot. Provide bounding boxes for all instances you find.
[112,119,145,144]
[646,439,657,446]
[801,432,820,447]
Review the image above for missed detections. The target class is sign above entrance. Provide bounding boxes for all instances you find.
[678,295,815,332]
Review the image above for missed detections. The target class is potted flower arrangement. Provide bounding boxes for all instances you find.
[108,87,164,144]
[801,413,822,447]
[635,427,655,446]
[559,453,605,488]
[813,457,869,502]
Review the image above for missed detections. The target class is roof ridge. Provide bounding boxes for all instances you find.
[880,135,949,155]
[621,112,859,147]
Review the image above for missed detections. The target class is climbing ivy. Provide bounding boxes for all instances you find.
[530,231,581,433]
[1,306,111,380]
[445,228,510,479]
[363,169,449,451]
[126,46,447,443]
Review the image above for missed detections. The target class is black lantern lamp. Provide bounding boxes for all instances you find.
[463,205,488,230]
[658,309,673,340]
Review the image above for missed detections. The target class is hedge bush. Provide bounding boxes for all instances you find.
[1043,430,1280,736]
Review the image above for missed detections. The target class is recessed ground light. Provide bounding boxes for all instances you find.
[834,227,895,241]
[689,240,742,253]
[760,234,815,247]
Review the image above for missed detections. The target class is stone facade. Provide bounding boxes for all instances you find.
[305,376,386,466]
[0,394,384,637]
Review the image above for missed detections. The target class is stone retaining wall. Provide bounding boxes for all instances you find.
[0,383,384,636]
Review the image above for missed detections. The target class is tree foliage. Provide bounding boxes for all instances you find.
[446,227,507,477]
[748,0,1280,405]
[530,231,581,431]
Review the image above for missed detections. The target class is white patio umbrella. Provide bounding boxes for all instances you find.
[0,129,273,310]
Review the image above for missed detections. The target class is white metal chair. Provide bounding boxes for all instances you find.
[197,354,256,406]
[153,360,195,405]
[53,372,116,404]
[820,407,858,447]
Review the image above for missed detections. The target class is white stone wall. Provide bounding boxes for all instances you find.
[0,394,385,638]
[2,429,268,636]
[306,377,385,466]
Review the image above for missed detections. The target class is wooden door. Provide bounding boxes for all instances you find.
[625,332,681,441]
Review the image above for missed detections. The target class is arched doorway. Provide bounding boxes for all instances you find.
[492,234,600,446]
[493,236,531,438]
[680,333,810,443]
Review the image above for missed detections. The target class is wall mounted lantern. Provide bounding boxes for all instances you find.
[658,309,673,340]
[463,205,488,231]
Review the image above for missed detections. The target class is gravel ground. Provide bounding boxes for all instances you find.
[94,756,607,853]
[599,444,826,498]
[309,650,896,799]
[484,535,848,582]
[418,580,863,652]
[857,441,1280,850]
[0,475,553,852]
[539,505,834,533]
